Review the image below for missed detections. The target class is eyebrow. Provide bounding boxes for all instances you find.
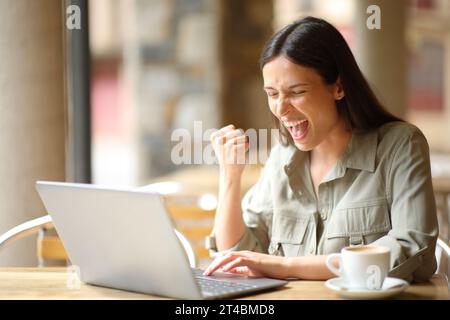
[263,83,308,90]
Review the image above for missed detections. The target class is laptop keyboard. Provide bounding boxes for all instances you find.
[196,277,258,297]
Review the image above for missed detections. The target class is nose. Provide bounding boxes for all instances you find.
[275,95,291,118]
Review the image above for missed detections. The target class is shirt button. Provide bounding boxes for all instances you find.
[309,249,315,255]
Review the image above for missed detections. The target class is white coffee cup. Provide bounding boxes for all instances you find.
[326,245,390,290]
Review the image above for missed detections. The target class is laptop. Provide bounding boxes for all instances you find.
[35,181,288,299]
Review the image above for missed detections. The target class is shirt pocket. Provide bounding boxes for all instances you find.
[269,215,309,257]
[325,198,391,254]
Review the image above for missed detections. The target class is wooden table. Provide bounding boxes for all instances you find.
[0,268,448,300]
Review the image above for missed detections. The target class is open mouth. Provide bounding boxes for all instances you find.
[286,120,309,141]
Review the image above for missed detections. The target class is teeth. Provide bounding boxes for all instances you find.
[284,119,308,127]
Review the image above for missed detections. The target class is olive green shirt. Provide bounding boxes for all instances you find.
[207,122,438,282]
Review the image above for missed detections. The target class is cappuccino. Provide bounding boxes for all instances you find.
[326,245,390,290]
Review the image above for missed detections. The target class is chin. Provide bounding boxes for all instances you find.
[293,141,313,151]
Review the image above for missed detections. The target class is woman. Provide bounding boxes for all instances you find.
[203,17,438,282]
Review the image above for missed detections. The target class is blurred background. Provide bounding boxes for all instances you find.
[1,0,450,269]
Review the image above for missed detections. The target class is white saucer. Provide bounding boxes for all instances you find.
[325,277,409,299]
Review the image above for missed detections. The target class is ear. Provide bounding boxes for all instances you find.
[333,77,345,100]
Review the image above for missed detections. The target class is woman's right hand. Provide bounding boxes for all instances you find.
[210,124,249,179]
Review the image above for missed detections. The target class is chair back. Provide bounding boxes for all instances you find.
[0,215,196,268]
[165,201,215,268]
[137,182,216,268]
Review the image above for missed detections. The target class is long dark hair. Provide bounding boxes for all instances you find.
[260,16,402,146]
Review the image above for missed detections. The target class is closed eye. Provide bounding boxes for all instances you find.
[292,91,306,95]
[266,91,278,97]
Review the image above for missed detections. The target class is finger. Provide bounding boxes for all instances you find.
[216,125,236,139]
[224,135,247,146]
[214,128,240,145]
[203,252,241,276]
[210,125,235,143]
[220,133,246,151]
[220,124,235,132]
[217,251,257,273]
[229,266,262,278]
[210,131,225,144]
[217,135,227,145]
[211,132,227,146]
[221,257,252,273]
[223,129,245,141]
[203,251,255,276]
[209,129,220,141]
[229,266,251,274]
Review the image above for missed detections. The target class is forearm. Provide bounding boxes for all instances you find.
[285,255,336,280]
[214,170,246,251]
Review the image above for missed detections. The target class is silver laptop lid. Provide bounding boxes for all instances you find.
[35,181,202,299]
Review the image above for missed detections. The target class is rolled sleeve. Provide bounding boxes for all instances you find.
[206,228,260,258]
[373,128,438,282]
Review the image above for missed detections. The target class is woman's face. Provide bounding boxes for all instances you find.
[262,55,344,151]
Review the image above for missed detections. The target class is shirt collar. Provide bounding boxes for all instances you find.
[341,129,378,173]
[283,129,378,176]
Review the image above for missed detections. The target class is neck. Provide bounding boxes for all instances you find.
[310,119,352,166]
